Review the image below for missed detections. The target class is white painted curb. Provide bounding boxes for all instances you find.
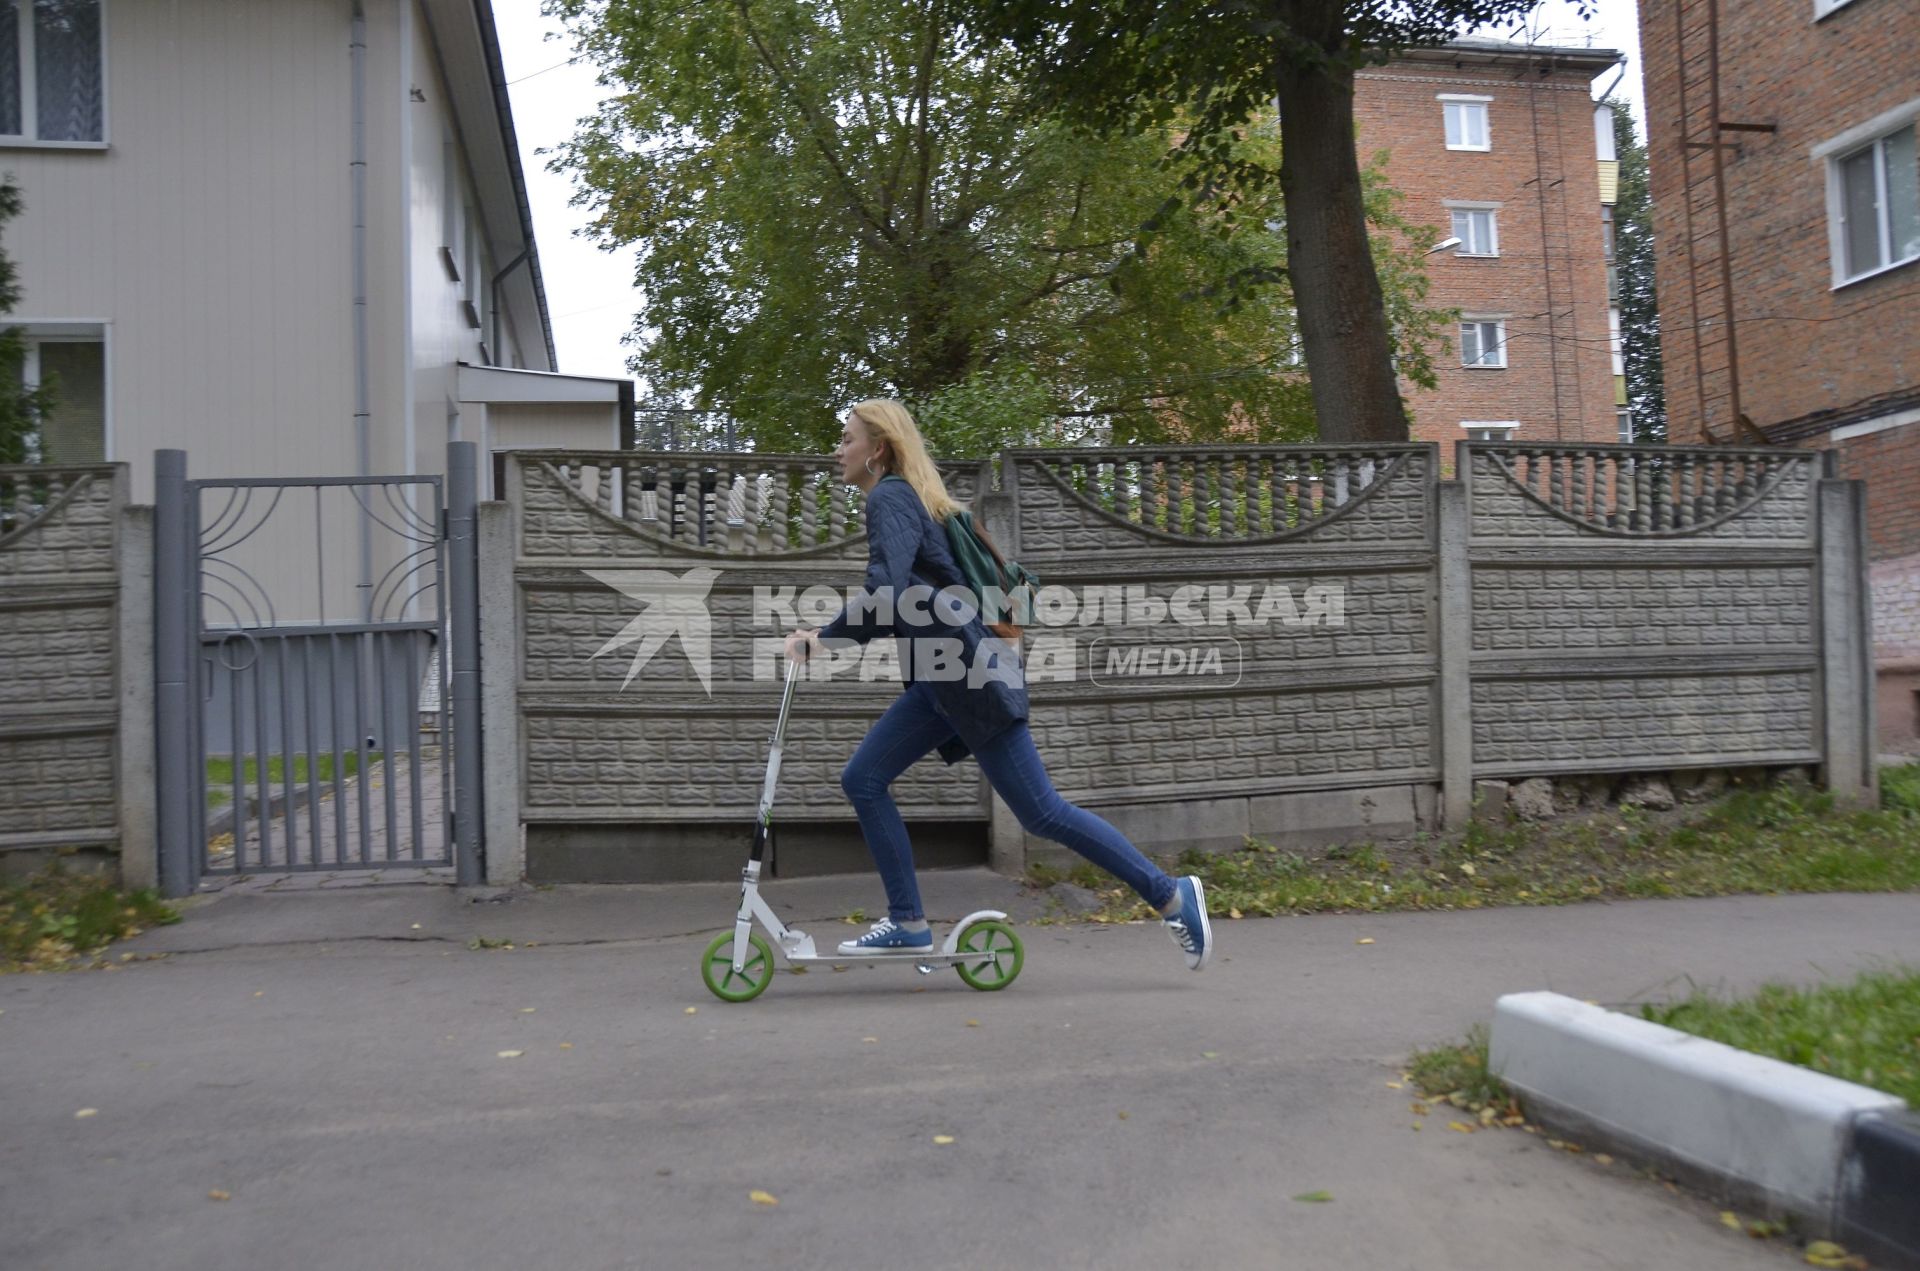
[1490,991,1905,1219]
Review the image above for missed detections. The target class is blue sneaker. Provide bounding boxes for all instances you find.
[837,918,934,955]
[1163,876,1213,970]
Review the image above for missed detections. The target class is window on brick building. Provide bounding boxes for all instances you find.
[1460,318,1507,368]
[1440,95,1491,151]
[1462,422,1519,442]
[1617,408,1633,444]
[1449,206,1499,256]
[1828,122,1919,284]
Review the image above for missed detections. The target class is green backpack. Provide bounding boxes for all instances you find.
[943,507,1040,641]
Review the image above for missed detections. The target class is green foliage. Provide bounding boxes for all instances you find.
[1643,968,1920,1106]
[948,0,1596,442]
[1880,762,1920,816]
[2,864,180,971]
[1407,1023,1511,1109]
[0,173,55,464]
[1053,779,1920,924]
[544,0,1444,453]
[1608,99,1664,443]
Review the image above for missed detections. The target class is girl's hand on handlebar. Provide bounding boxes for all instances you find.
[784,628,820,664]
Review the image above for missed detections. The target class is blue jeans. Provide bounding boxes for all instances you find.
[839,679,1179,921]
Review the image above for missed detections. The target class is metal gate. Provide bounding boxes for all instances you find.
[154,443,483,893]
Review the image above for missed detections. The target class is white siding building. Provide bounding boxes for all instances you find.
[3,0,629,503]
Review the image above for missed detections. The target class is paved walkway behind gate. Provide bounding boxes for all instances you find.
[7,877,1919,1271]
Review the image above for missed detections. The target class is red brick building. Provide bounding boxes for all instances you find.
[1639,0,1920,750]
[1353,39,1625,451]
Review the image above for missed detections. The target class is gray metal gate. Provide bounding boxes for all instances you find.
[154,443,482,894]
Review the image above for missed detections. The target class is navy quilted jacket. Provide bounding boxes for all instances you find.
[817,474,1029,765]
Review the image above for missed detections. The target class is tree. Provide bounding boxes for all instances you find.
[546,0,1443,454]
[0,175,52,465]
[1609,98,1664,443]
[953,0,1594,444]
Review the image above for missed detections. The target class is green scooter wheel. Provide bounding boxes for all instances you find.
[701,930,776,1002]
[953,920,1024,992]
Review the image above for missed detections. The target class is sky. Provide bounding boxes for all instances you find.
[496,0,1647,386]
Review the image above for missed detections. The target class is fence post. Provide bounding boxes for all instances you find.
[1818,477,1876,806]
[448,442,484,885]
[1436,475,1474,826]
[153,450,195,897]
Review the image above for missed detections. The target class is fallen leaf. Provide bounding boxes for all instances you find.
[684,1007,697,1015]
[1803,1240,1852,1268]
[1356,937,1375,945]
[497,1050,523,1059]
[1201,1051,1220,1059]
[749,1189,779,1206]
[1411,1122,1422,1131]
[861,1037,879,1043]
[1593,1154,1613,1166]
[207,1189,230,1202]
[410,923,422,930]
[1117,1111,1130,1120]
[1291,1191,1333,1203]
[832,965,848,972]
[253,991,264,998]
[1410,1101,1430,1116]
[1385,1081,1403,1089]
[1448,1121,1475,1134]
[933,1135,955,1145]
[1228,907,1243,920]
[558,1043,573,1050]
[966,1020,980,1028]
[74,1108,98,1119]
[1459,863,1476,876]
[521,1007,536,1014]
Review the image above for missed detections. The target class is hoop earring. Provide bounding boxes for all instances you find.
[864,457,879,476]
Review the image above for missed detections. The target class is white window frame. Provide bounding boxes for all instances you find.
[1814,99,1920,288]
[1594,103,1617,162]
[1616,408,1634,444]
[15,320,112,460]
[1461,421,1520,442]
[1444,201,1501,256]
[1608,308,1624,376]
[1439,94,1492,152]
[0,0,110,149]
[1459,316,1509,369]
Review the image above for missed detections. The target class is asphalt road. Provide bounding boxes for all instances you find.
[6,873,1916,1271]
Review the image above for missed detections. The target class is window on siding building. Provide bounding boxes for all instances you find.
[22,329,106,462]
[1450,206,1499,256]
[0,0,105,143]
[1460,318,1507,368]
[1440,95,1490,151]
[1831,123,1919,283]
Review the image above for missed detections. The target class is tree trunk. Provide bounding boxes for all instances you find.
[1276,54,1411,443]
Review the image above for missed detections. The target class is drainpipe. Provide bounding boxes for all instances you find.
[490,248,529,368]
[350,1,373,620]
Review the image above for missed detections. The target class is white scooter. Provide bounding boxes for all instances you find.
[699,657,1025,1002]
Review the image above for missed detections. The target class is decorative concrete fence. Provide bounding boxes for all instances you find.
[481,441,1875,885]
[0,464,153,883]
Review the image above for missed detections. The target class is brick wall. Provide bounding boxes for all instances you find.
[1354,50,1619,448]
[1639,0,1920,444]
[0,466,127,873]
[499,441,1877,881]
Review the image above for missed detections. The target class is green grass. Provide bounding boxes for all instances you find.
[1043,769,1920,924]
[1642,968,1920,1105]
[205,751,376,808]
[1,865,181,972]
[1407,1023,1510,1109]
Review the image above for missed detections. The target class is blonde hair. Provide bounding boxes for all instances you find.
[849,398,965,524]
